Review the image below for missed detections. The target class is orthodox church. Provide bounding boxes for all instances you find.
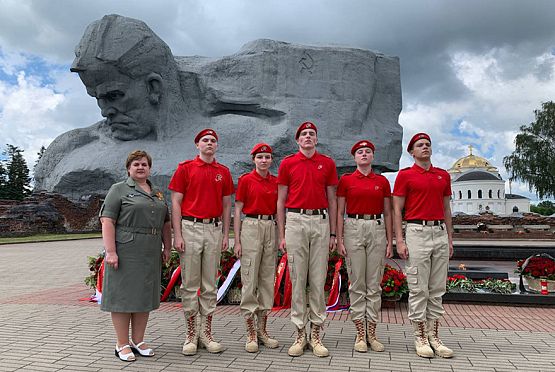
[448,146,530,215]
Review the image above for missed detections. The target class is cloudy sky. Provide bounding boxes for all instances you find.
[1,0,554,201]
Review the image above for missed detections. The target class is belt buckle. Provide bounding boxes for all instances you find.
[425,220,433,226]
[306,209,313,215]
[151,228,156,234]
[202,218,210,223]
[363,214,371,220]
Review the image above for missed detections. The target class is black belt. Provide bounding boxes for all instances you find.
[406,219,444,226]
[182,216,221,225]
[288,208,327,217]
[117,225,159,235]
[347,213,382,220]
[245,214,274,220]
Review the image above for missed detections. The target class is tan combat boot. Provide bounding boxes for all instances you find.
[427,319,454,358]
[257,311,279,348]
[182,315,198,355]
[244,316,259,353]
[198,314,224,353]
[353,319,367,352]
[367,321,385,352]
[287,327,307,357]
[412,321,434,358]
[309,324,329,357]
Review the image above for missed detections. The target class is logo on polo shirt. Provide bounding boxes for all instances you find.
[375,186,380,190]
[317,164,323,170]
[215,174,222,182]
[438,175,442,180]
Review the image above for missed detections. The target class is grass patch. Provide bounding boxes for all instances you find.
[0,233,101,245]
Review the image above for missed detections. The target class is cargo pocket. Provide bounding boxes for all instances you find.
[346,257,353,275]
[242,257,251,277]
[405,265,418,285]
[287,254,296,279]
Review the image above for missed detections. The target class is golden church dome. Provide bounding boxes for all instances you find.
[448,145,498,173]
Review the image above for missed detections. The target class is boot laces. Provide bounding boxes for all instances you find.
[259,315,272,338]
[354,320,365,341]
[295,328,305,345]
[203,315,215,342]
[431,320,444,345]
[311,326,323,346]
[367,321,377,341]
[418,322,430,345]
[247,317,257,341]
[186,316,196,341]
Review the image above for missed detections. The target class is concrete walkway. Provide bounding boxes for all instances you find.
[0,239,554,372]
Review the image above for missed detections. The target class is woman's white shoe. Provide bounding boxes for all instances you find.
[115,344,136,362]
[130,340,155,357]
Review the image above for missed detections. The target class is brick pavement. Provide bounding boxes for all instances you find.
[0,239,554,371]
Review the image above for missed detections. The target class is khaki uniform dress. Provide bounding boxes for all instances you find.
[99,177,169,313]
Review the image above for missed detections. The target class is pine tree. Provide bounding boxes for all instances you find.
[3,144,32,201]
[34,145,46,170]
[0,160,7,199]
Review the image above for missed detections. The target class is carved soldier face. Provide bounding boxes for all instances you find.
[78,65,162,141]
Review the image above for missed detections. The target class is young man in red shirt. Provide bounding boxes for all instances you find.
[169,128,234,355]
[393,132,454,359]
[234,143,279,353]
[336,140,393,353]
[277,121,338,357]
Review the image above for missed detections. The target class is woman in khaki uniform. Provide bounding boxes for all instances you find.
[100,150,172,362]
[234,143,279,353]
[336,140,393,353]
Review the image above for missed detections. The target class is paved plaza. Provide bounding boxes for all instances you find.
[0,239,554,372]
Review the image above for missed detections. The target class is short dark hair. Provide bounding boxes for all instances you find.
[126,150,152,170]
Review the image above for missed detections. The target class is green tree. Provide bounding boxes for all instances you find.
[2,144,31,201]
[503,101,555,199]
[530,200,555,216]
[34,145,46,170]
[0,160,7,199]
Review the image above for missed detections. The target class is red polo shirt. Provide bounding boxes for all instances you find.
[336,170,391,214]
[236,170,278,215]
[393,163,451,220]
[168,156,234,218]
[277,151,338,209]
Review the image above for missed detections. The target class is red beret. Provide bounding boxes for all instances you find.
[295,121,317,139]
[250,143,273,155]
[407,132,431,152]
[194,128,218,143]
[351,140,375,155]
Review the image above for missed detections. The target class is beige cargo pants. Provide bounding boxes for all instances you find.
[179,219,223,317]
[285,211,330,329]
[404,223,449,321]
[343,218,386,322]
[239,217,277,318]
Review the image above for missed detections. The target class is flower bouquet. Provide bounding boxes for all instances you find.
[515,255,555,293]
[477,278,516,294]
[381,263,409,300]
[446,274,476,293]
[85,252,105,289]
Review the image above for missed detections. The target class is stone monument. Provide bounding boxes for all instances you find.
[34,14,402,199]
